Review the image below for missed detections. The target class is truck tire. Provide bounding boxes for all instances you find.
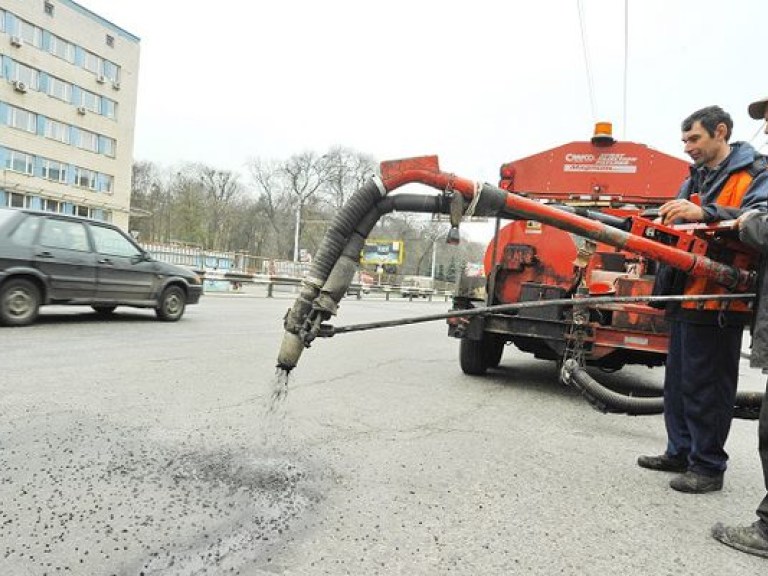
[155,285,186,321]
[485,335,505,368]
[0,278,41,327]
[460,337,489,375]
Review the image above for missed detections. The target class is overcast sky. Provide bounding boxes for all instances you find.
[77,0,768,185]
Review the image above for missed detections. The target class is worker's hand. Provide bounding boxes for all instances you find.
[736,209,762,230]
[658,199,705,225]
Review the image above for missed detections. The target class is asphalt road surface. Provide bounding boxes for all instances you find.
[1,290,766,575]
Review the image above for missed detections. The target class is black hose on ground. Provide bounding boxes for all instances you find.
[562,359,762,420]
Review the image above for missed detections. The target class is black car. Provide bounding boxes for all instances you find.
[0,207,203,326]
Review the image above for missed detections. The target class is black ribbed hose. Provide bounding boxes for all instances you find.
[562,359,763,420]
[277,190,452,370]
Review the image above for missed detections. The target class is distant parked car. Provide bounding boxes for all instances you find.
[0,208,203,326]
[400,275,435,298]
[347,270,374,296]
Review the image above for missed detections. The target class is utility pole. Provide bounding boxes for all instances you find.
[293,203,301,262]
[430,241,437,280]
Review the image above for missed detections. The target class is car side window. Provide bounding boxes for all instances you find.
[40,219,90,252]
[10,215,42,246]
[90,225,142,258]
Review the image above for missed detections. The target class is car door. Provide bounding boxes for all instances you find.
[89,223,157,301]
[34,217,97,300]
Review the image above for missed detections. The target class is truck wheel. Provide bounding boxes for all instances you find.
[0,278,41,327]
[485,335,505,368]
[155,286,186,321]
[460,337,489,375]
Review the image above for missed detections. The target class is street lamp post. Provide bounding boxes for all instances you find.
[430,241,437,280]
[293,203,301,262]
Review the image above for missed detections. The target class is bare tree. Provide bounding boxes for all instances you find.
[414,220,451,277]
[320,147,376,209]
[172,170,207,246]
[225,196,272,256]
[197,166,242,250]
[282,152,329,260]
[132,147,470,272]
[128,161,163,242]
[247,157,293,259]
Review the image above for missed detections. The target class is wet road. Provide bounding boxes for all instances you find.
[1,291,765,575]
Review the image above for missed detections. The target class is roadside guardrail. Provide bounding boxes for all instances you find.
[197,269,453,301]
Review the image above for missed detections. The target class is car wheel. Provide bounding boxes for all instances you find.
[0,278,41,327]
[92,305,117,316]
[155,285,186,321]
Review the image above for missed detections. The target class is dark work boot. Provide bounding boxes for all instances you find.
[637,453,688,473]
[712,521,768,558]
[669,471,723,493]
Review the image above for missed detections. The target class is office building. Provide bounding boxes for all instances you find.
[1,0,139,229]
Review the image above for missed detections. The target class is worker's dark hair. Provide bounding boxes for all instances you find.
[681,105,733,141]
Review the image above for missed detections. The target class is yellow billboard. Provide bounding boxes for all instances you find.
[360,240,404,265]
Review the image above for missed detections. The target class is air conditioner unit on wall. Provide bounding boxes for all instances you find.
[12,80,28,93]
[77,106,87,115]
[96,74,106,84]
[10,36,23,48]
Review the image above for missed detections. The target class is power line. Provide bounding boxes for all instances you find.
[577,0,597,121]
[622,0,629,139]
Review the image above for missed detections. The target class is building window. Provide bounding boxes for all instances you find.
[80,90,100,113]
[101,175,114,193]
[103,60,120,83]
[49,35,75,63]
[9,192,27,208]
[42,159,67,183]
[8,106,37,133]
[76,205,90,218]
[41,199,62,214]
[6,150,34,175]
[47,76,72,102]
[45,118,71,144]
[74,167,97,190]
[77,129,99,153]
[45,2,55,16]
[83,51,101,75]
[11,61,40,90]
[106,34,114,47]
[102,136,116,157]
[17,19,43,48]
[102,98,117,120]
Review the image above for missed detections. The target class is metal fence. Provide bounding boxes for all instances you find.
[139,242,311,277]
[139,241,455,299]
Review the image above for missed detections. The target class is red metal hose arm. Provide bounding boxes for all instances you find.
[378,156,755,293]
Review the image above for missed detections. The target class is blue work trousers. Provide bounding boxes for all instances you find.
[663,319,743,476]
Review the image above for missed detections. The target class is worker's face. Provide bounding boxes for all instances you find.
[681,120,726,167]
